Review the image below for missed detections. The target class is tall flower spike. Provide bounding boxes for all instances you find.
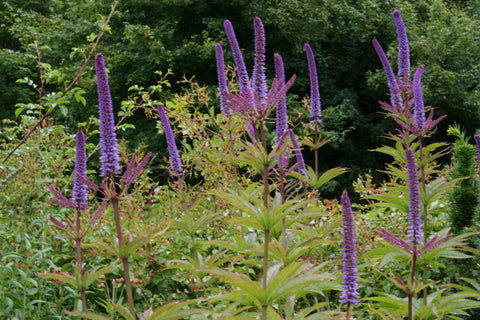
[474,134,480,192]
[224,20,250,96]
[305,43,322,123]
[95,53,120,177]
[406,149,423,246]
[215,43,230,116]
[340,191,359,305]
[72,130,88,209]
[372,38,401,108]
[157,104,183,176]
[252,16,267,103]
[392,9,410,81]
[288,130,306,175]
[274,53,287,145]
[413,65,425,129]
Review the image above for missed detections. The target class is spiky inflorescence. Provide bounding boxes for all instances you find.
[274,53,287,145]
[252,17,267,103]
[157,104,183,176]
[72,130,88,209]
[215,43,230,116]
[305,43,322,123]
[474,134,480,192]
[393,9,410,80]
[372,38,401,108]
[224,19,250,96]
[413,66,425,129]
[288,130,306,175]
[406,148,423,246]
[340,192,359,305]
[95,53,120,177]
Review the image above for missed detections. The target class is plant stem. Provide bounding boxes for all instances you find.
[75,208,88,313]
[259,120,270,320]
[111,197,136,319]
[418,136,428,305]
[408,249,417,320]
[314,121,319,176]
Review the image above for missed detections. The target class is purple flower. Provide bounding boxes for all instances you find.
[340,191,359,305]
[413,66,425,129]
[215,43,230,116]
[252,17,267,103]
[95,53,120,177]
[72,130,87,209]
[288,130,306,175]
[372,38,401,108]
[305,43,322,123]
[474,134,480,192]
[224,19,250,97]
[157,104,183,176]
[274,53,287,145]
[393,9,410,80]
[406,149,423,246]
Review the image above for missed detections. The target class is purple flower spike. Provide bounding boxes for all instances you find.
[224,20,250,96]
[95,53,120,177]
[252,17,267,103]
[413,66,425,129]
[393,9,410,80]
[474,134,480,191]
[340,191,359,305]
[305,44,322,123]
[274,54,287,145]
[216,43,231,116]
[372,38,401,108]
[157,104,183,176]
[72,130,88,209]
[288,130,306,175]
[406,149,423,246]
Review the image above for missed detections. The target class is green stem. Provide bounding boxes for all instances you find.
[418,136,428,305]
[112,197,136,319]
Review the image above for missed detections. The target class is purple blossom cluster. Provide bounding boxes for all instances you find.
[340,192,359,305]
[95,53,120,177]
[72,130,87,209]
[405,148,423,246]
[157,104,183,177]
[305,43,322,123]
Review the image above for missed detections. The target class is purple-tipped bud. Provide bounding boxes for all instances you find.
[274,54,287,145]
[393,9,410,80]
[305,44,322,123]
[224,19,250,96]
[288,130,306,175]
[252,17,267,103]
[413,66,425,129]
[216,43,231,116]
[372,38,401,107]
[405,149,423,246]
[340,191,359,305]
[157,104,183,176]
[72,130,88,209]
[95,53,120,177]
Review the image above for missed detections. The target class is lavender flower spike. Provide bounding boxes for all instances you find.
[252,16,267,103]
[157,104,183,176]
[413,65,425,129]
[95,53,120,177]
[215,43,230,116]
[305,43,322,123]
[393,9,410,80]
[224,20,250,96]
[274,53,287,145]
[340,191,359,305]
[372,38,401,108]
[406,149,423,246]
[288,130,306,176]
[72,130,88,209]
[474,134,480,192]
